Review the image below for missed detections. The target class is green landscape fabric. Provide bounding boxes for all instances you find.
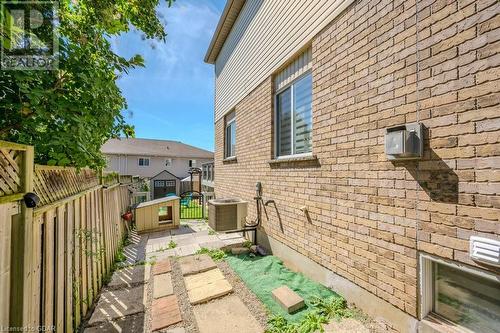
[226,254,340,323]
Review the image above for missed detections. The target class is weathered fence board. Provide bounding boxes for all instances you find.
[0,141,130,332]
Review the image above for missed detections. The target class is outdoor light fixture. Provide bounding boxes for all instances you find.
[23,192,40,208]
[385,123,423,160]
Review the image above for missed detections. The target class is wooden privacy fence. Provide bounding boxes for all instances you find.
[0,140,131,332]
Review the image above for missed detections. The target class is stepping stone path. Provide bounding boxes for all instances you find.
[85,223,260,333]
[87,283,147,326]
[151,258,182,331]
[151,295,182,331]
[184,268,233,305]
[179,254,217,276]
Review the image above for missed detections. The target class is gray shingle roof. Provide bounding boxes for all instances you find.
[101,138,213,159]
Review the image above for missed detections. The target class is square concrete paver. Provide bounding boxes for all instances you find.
[193,295,263,333]
[84,313,145,333]
[184,268,232,304]
[153,258,172,275]
[107,265,147,289]
[271,285,305,313]
[154,273,174,298]
[179,254,217,276]
[151,295,182,331]
[88,285,146,325]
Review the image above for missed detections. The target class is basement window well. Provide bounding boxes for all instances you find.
[420,255,500,333]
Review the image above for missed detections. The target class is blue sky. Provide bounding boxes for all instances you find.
[111,0,226,152]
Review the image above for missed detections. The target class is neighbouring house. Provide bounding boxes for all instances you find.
[201,161,215,194]
[205,1,500,333]
[102,138,213,197]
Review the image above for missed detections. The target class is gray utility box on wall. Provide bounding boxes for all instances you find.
[385,123,423,160]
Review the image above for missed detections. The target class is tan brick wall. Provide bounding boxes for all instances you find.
[214,0,500,319]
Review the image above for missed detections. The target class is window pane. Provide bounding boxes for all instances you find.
[225,122,236,157]
[230,122,236,157]
[277,87,292,156]
[434,263,500,333]
[293,74,312,154]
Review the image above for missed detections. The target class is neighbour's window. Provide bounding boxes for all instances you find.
[138,157,150,166]
[189,159,196,167]
[276,73,312,157]
[225,110,236,158]
[154,180,165,187]
[165,158,172,167]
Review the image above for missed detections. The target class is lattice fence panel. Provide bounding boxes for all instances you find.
[33,166,99,206]
[0,148,23,196]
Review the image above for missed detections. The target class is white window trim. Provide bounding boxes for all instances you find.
[138,157,150,167]
[274,71,312,158]
[225,117,236,158]
[165,158,172,166]
[419,253,499,321]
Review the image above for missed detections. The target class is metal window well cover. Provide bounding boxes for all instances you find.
[226,254,340,323]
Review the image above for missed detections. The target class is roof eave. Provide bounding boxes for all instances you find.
[204,0,245,64]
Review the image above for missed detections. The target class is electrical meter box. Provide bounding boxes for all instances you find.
[385,123,423,160]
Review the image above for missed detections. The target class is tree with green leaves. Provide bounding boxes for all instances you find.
[0,0,174,169]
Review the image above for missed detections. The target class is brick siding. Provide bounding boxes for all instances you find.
[214,0,500,319]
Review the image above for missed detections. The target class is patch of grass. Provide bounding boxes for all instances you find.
[242,240,253,248]
[208,229,216,235]
[196,247,227,261]
[168,240,177,249]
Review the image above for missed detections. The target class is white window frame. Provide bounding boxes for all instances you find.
[274,71,313,159]
[189,159,196,167]
[224,112,236,159]
[419,254,499,322]
[165,158,172,167]
[138,157,150,167]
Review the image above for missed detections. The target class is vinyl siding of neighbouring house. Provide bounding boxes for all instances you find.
[105,155,213,179]
[214,0,355,122]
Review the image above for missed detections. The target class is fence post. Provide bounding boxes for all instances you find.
[9,145,34,329]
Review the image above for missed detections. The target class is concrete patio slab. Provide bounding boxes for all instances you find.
[184,268,226,290]
[147,249,178,261]
[187,279,233,305]
[184,268,232,304]
[177,244,201,256]
[193,295,263,333]
[198,240,226,250]
[84,313,145,333]
[179,254,217,276]
[151,295,182,331]
[153,258,172,275]
[88,285,146,325]
[154,273,174,299]
[166,328,185,333]
[107,265,147,289]
[323,318,370,333]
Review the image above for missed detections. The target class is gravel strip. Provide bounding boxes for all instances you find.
[143,263,153,333]
[217,260,269,329]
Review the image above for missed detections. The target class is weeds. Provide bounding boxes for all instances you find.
[265,296,352,333]
[196,247,227,261]
[242,240,253,248]
[168,240,177,249]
